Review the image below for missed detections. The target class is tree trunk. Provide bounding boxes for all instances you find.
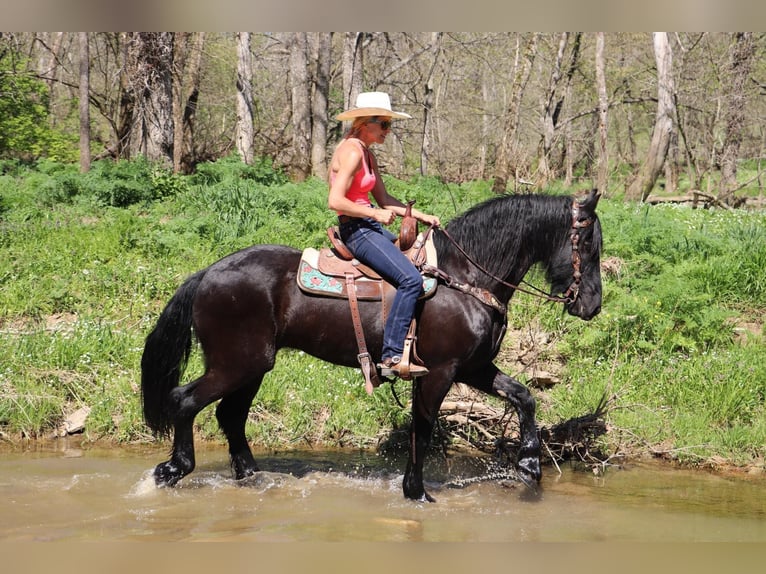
[479,67,490,179]
[116,33,134,159]
[627,32,675,201]
[182,33,205,172]
[310,32,332,180]
[538,32,569,186]
[235,32,254,165]
[36,32,66,126]
[718,32,755,203]
[289,32,311,181]
[492,33,539,194]
[342,33,364,118]
[420,32,443,177]
[172,33,190,173]
[36,32,64,93]
[79,32,90,173]
[126,32,175,165]
[562,33,582,186]
[664,127,679,194]
[595,32,608,194]
[170,32,205,173]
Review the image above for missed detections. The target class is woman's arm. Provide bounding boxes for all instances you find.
[328,143,389,221]
[368,153,441,227]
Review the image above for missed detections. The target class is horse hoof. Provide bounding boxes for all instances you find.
[230,455,260,481]
[154,462,183,487]
[404,486,437,503]
[419,492,436,503]
[232,465,259,481]
[407,492,436,503]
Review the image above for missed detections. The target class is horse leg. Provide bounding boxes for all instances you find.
[403,374,453,503]
[153,378,206,486]
[154,370,239,487]
[463,365,542,485]
[215,379,262,480]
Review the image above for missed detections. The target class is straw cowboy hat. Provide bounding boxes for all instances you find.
[336,91,412,121]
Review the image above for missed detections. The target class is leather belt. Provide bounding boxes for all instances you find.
[338,215,357,224]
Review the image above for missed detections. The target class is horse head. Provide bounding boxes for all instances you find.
[548,189,603,321]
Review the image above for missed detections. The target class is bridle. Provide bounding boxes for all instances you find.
[560,201,595,304]
[430,199,594,307]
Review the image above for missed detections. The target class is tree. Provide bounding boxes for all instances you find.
[34,32,69,129]
[115,33,134,159]
[3,32,765,200]
[492,33,539,193]
[0,40,51,159]
[310,32,332,180]
[235,32,254,165]
[342,33,364,115]
[125,32,175,165]
[288,32,311,181]
[420,32,443,177]
[538,32,569,186]
[561,32,583,186]
[79,32,90,173]
[35,32,65,95]
[172,32,205,173]
[595,32,608,194]
[718,32,756,203]
[627,32,675,201]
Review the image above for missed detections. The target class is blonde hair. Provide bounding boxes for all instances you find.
[344,117,372,139]
[329,117,375,184]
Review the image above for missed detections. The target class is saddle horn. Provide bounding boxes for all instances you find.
[399,200,418,251]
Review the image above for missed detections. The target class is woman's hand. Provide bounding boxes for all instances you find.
[373,208,396,225]
[416,212,441,228]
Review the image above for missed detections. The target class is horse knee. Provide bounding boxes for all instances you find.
[494,379,536,414]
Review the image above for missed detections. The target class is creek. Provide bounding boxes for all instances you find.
[1,440,764,542]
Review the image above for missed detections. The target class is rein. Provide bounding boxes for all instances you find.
[429,199,593,306]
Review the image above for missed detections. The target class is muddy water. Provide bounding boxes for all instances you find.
[1,440,764,542]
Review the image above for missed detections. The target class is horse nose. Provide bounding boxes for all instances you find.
[574,302,601,321]
[582,302,601,320]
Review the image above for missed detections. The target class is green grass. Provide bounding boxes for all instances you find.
[530,200,766,468]
[1,158,764,472]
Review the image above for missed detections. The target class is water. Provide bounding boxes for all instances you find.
[1,440,764,542]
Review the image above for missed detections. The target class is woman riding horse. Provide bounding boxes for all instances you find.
[328,92,440,378]
[141,188,603,502]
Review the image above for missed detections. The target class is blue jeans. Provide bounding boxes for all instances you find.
[339,217,423,361]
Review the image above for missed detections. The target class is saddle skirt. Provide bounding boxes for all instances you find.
[297,231,438,301]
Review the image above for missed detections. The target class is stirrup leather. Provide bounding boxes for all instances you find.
[345,273,381,394]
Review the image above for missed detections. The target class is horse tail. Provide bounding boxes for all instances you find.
[141,270,206,437]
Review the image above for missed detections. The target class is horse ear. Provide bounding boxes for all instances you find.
[578,188,601,211]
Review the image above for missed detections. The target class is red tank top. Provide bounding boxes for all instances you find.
[332,140,376,214]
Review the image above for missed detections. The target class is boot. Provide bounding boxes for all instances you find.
[377,356,429,379]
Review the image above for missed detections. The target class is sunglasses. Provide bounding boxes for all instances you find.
[367,118,392,130]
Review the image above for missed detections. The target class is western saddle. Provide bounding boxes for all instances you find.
[297,203,436,394]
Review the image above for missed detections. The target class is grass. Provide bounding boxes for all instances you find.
[1,157,764,473]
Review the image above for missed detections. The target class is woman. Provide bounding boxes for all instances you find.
[328,92,440,378]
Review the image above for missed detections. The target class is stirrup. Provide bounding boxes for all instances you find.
[377,356,429,379]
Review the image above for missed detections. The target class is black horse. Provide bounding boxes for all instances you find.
[141,190,602,502]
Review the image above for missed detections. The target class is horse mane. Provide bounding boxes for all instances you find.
[440,193,573,279]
